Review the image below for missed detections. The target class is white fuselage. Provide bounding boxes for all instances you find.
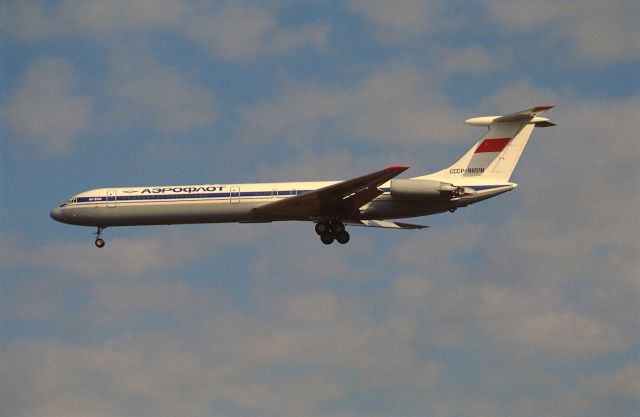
[50,179,513,228]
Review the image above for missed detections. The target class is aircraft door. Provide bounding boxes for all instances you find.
[107,190,117,208]
[230,186,240,204]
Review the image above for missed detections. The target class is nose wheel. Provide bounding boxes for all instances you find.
[316,220,350,245]
[94,227,106,248]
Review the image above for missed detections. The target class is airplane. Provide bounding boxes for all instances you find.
[50,106,555,247]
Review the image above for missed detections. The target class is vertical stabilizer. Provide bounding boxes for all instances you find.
[416,106,555,185]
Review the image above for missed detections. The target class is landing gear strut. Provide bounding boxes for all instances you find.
[315,220,350,245]
[94,226,106,248]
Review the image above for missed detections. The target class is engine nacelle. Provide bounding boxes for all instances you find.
[390,179,464,201]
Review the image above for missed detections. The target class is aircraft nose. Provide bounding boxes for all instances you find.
[50,207,64,222]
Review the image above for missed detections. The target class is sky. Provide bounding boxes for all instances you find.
[1,1,639,416]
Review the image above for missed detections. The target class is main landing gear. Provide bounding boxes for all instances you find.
[94,226,106,248]
[315,220,350,245]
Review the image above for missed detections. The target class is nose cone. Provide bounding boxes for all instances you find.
[50,207,64,222]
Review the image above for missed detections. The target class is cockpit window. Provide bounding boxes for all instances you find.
[59,198,76,207]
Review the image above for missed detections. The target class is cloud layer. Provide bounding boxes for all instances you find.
[1,1,639,417]
[1,58,95,153]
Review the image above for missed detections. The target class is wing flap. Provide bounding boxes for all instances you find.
[345,220,428,229]
[342,187,383,210]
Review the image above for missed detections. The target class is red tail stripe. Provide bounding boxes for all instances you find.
[475,138,511,153]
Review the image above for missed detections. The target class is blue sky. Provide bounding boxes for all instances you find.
[1,1,639,416]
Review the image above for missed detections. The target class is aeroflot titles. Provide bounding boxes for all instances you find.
[140,186,226,194]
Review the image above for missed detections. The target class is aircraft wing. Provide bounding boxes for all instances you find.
[345,220,428,229]
[254,166,409,219]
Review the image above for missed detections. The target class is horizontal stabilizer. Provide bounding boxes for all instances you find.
[346,220,428,229]
[533,120,556,127]
[494,105,555,123]
[465,106,555,127]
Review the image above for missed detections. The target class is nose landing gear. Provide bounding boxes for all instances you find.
[94,227,106,248]
[315,220,350,245]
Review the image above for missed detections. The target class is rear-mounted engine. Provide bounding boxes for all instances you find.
[390,179,474,201]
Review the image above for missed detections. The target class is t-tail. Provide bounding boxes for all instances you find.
[415,106,555,186]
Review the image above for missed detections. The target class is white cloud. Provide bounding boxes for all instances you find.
[92,280,214,316]
[348,0,442,43]
[0,290,440,417]
[1,57,95,153]
[186,4,328,61]
[62,0,187,36]
[0,338,213,417]
[138,138,193,162]
[3,200,638,417]
[479,80,560,111]
[0,51,218,155]
[270,22,328,54]
[395,222,488,279]
[2,0,328,62]
[238,82,343,145]
[251,232,373,285]
[254,149,361,181]
[391,161,636,362]
[436,46,499,74]
[486,0,640,63]
[238,62,468,149]
[0,230,210,278]
[1,0,187,40]
[261,289,339,322]
[391,274,432,307]
[0,0,61,40]
[582,362,640,400]
[484,311,628,359]
[106,54,217,134]
[344,63,465,143]
[187,4,276,61]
